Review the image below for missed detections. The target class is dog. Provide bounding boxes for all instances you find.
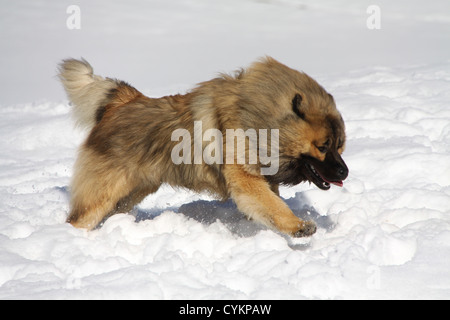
[58,57,348,237]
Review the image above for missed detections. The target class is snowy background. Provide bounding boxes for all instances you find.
[1,0,449,299]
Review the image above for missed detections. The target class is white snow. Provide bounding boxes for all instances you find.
[1,0,450,299]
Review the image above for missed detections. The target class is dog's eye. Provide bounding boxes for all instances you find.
[317,146,327,153]
[316,139,329,153]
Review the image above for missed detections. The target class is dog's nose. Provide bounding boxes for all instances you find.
[337,165,348,180]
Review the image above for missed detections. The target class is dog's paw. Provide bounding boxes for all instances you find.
[293,221,317,237]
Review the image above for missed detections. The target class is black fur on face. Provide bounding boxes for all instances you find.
[266,112,348,190]
[301,150,348,190]
[265,156,308,186]
[266,150,348,190]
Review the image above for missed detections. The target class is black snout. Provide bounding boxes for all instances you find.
[326,151,348,181]
[337,162,349,180]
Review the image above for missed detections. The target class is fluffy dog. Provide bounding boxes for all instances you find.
[58,57,348,237]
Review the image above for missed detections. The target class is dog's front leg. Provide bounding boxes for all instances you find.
[223,165,316,237]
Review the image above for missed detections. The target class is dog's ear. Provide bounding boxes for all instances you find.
[292,93,305,119]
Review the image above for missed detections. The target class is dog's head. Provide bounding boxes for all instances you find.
[295,92,348,190]
[270,92,349,190]
[237,57,348,190]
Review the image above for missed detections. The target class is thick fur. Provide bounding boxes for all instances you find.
[57,58,119,130]
[58,57,348,236]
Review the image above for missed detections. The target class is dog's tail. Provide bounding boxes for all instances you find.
[58,58,142,130]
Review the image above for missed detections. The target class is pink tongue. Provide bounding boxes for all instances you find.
[331,181,343,187]
[322,177,343,187]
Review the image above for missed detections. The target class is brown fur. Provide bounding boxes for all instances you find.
[58,57,348,236]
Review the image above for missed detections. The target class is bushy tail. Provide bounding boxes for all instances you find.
[58,58,120,130]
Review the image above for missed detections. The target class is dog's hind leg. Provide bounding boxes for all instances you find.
[114,184,160,214]
[67,149,135,230]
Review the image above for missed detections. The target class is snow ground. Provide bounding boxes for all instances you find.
[0,0,449,299]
